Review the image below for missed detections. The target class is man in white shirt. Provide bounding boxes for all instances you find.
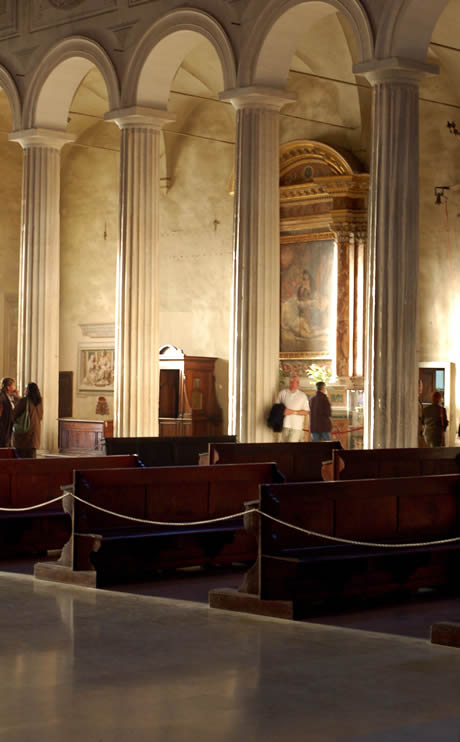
[277,375,309,442]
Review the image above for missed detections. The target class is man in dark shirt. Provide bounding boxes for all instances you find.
[0,377,19,447]
[309,381,332,441]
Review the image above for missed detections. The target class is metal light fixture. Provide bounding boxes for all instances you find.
[434,186,450,205]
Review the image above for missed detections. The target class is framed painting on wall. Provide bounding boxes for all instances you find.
[280,238,336,359]
[78,343,114,392]
[328,387,346,407]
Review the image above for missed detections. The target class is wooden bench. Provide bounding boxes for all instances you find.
[105,435,237,466]
[210,474,460,619]
[34,462,284,587]
[322,447,460,481]
[0,448,17,459]
[208,441,342,481]
[0,454,142,556]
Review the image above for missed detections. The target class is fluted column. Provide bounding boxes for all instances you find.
[105,107,174,437]
[9,128,74,452]
[221,87,295,442]
[332,220,367,382]
[354,59,437,448]
[333,223,355,379]
[352,225,367,381]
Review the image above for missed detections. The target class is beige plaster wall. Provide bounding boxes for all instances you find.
[159,100,235,428]
[282,13,371,165]
[418,45,460,442]
[0,91,21,381]
[59,121,119,421]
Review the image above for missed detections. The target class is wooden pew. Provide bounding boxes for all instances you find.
[0,454,142,556]
[210,474,460,619]
[322,447,460,481]
[0,448,17,458]
[208,441,342,482]
[35,462,284,587]
[105,435,237,466]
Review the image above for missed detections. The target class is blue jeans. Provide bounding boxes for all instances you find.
[311,432,331,442]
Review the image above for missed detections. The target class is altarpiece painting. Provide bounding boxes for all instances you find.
[280,239,336,357]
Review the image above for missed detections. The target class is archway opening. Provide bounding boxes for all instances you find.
[417,0,460,444]
[144,35,236,435]
[58,64,118,426]
[264,2,371,447]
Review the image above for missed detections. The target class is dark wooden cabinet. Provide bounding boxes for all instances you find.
[58,371,73,418]
[158,346,222,437]
[184,356,222,436]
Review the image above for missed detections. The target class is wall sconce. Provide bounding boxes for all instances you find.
[434,186,450,205]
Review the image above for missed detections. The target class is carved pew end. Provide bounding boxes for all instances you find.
[431,622,460,648]
[209,587,294,620]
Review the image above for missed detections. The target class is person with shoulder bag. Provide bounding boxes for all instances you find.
[12,382,43,458]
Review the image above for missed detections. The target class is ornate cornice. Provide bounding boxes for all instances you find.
[280,231,335,244]
[280,140,356,180]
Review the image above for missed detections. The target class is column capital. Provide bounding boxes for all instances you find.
[331,219,367,240]
[220,85,296,111]
[105,106,176,129]
[353,57,439,86]
[8,127,75,150]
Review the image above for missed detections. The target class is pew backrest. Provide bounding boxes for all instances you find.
[105,435,237,466]
[0,454,142,510]
[328,447,460,481]
[260,474,460,555]
[0,447,16,459]
[208,441,342,482]
[73,462,284,535]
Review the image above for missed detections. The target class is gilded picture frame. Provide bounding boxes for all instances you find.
[78,343,115,392]
[280,238,336,359]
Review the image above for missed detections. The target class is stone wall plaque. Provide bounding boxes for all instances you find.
[0,0,18,40]
[30,0,118,32]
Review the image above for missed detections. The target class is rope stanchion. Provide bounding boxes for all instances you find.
[2,492,460,550]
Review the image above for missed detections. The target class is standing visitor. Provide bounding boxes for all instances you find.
[12,382,43,458]
[422,390,448,447]
[0,377,19,446]
[277,375,309,442]
[309,381,332,441]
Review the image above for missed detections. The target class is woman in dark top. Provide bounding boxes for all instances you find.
[422,390,448,447]
[12,382,43,458]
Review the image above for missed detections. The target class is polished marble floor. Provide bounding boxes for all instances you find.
[1,573,460,742]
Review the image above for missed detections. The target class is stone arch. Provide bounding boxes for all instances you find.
[121,8,236,109]
[239,0,374,88]
[22,36,120,130]
[375,0,450,61]
[0,64,21,130]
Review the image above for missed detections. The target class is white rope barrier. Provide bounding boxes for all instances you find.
[71,493,256,527]
[2,493,460,549]
[260,512,460,549]
[0,494,67,512]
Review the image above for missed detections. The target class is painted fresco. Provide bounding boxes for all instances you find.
[280,240,336,356]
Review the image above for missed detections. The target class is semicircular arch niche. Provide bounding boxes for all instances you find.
[279,139,368,386]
